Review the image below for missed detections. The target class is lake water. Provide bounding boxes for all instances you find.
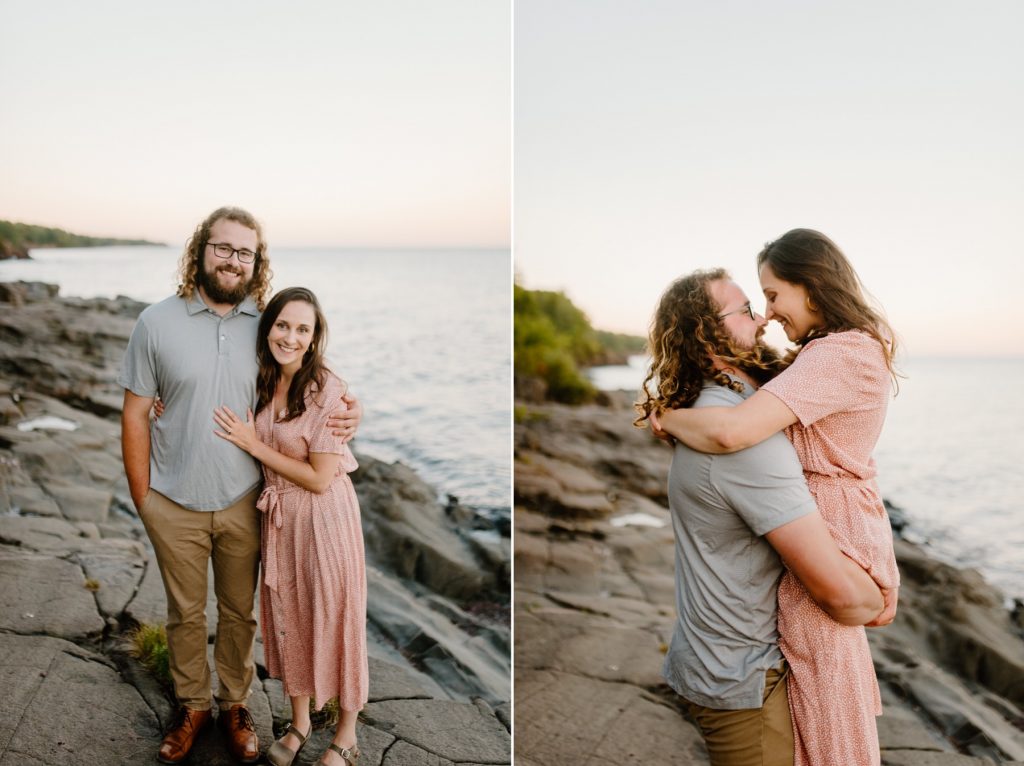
[1,246,511,511]
[590,355,1024,602]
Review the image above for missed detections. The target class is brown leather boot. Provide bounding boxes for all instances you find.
[157,706,212,764]
[218,704,261,763]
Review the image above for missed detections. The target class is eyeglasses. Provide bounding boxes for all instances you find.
[718,302,755,321]
[207,242,258,264]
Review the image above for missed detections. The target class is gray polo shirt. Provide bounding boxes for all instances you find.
[662,377,816,710]
[117,293,262,511]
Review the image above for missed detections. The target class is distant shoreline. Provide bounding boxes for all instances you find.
[0,219,164,260]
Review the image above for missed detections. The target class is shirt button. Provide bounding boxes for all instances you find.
[220,335,226,340]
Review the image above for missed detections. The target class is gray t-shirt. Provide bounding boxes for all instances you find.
[662,377,817,710]
[117,293,262,511]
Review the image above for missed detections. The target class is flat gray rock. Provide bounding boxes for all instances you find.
[898,661,1024,761]
[368,571,509,705]
[361,699,510,764]
[515,608,666,687]
[382,739,455,765]
[369,656,433,702]
[0,546,105,638]
[5,483,62,517]
[74,540,147,618]
[515,669,707,766]
[877,705,946,752]
[12,439,93,484]
[114,651,175,731]
[48,480,112,522]
[0,634,159,765]
[882,753,999,766]
[123,551,168,627]
[494,702,510,732]
[353,457,498,602]
[0,515,93,553]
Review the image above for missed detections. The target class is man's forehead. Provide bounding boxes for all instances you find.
[209,218,258,245]
[710,278,748,307]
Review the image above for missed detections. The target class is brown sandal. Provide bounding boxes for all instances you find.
[317,742,360,765]
[266,722,311,766]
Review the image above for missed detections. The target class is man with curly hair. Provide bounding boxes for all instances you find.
[118,207,362,764]
[636,269,884,766]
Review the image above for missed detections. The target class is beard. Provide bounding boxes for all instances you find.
[197,261,252,306]
[719,329,786,385]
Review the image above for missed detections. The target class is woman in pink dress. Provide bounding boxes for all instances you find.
[657,229,900,766]
[214,286,368,766]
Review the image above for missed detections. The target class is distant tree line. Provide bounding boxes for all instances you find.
[514,284,646,404]
[0,219,160,259]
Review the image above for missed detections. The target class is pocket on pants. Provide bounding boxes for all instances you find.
[761,662,795,766]
[762,662,790,703]
[137,488,154,518]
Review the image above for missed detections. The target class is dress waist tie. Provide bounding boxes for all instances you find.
[805,472,875,489]
[256,483,299,593]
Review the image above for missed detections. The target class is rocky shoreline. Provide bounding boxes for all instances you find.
[514,393,1024,766]
[0,281,510,765]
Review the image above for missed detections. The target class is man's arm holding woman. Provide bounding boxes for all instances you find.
[766,513,894,626]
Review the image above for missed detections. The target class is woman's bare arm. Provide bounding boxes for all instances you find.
[658,389,799,453]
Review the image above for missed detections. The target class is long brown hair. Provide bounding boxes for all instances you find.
[176,206,273,311]
[256,287,342,421]
[634,269,785,427]
[757,229,899,381]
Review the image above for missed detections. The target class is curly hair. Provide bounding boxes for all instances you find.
[176,207,273,311]
[757,228,899,382]
[255,287,346,422]
[634,269,785,428]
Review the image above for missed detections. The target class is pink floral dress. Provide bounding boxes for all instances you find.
[254,371,369,711]
[761,331,900,766]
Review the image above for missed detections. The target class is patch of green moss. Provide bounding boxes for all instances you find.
[127,623,171,686]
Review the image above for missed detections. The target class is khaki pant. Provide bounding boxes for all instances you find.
[685,663,794,766]
[138,488,261,711]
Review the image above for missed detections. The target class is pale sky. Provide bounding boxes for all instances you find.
[1,1,510,248]
[515,1,1024,357]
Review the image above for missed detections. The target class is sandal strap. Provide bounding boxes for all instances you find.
[327,743,359,762]
[286,722,310,743]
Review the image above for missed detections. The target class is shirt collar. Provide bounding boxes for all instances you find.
[236,295,259,316]
[186,291,259,317]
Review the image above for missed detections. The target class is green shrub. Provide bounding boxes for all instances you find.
[128,623,171,686]
[514,286,598,403]
[311,698,340,729]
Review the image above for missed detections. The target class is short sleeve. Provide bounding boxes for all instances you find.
[305,374,347,455]
[761,332,887,427]
[117,316,158,398]
[711,432,817,536]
